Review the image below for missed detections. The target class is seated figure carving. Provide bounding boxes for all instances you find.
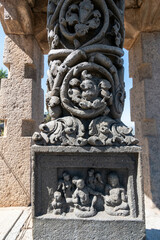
[49,169,130,218]
[51,191,66,215]
[104,172,129,216]
[72,179,102,218]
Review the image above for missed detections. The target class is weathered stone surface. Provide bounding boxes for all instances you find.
[32,0,138,147]
[0,0,34,35]
[125,0,143,9]
[31,1,145,237]
[1,0,158,53]
[31,146,145,240]
[27,0,35,8]
[130,32,160,208]
[33,218,145,240]
[32,0,48,13]
[0,35,44,206]
[125,1,160,49]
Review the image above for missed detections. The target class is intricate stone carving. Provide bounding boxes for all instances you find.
[51,191,66,215]
[86,168,104,192]
[60,0,102,48]
[88,116,138,146]
[33,116,87,146]
[33,0,138,146]
[72,178,101,218]
[104,172,129,216]
[48,168,130,218]
[33,115,138,146]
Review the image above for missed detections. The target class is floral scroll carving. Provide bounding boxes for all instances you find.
[33,0,138,146]
[62,0,101,40]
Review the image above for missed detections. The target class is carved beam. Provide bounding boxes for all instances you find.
[0,0,33,35]
[124,0,160,49]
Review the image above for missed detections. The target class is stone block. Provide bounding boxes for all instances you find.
[138,63,152,81]
[142,119,157,137]
[31,146,145,240]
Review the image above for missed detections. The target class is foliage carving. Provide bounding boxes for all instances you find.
[33,0,138,147]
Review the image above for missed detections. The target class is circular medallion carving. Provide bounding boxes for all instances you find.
[60,62,113,118]
[59,0,109,48]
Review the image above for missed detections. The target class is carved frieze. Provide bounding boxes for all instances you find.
[48,169,130,218]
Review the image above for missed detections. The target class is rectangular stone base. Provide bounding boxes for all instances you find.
[31,146,145,240]
[33,218,145,240]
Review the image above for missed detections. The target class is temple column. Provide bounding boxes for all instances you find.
[124,1,160,208]
[0,34,44,206]
[32,1,145,239]
[129,32,160,208]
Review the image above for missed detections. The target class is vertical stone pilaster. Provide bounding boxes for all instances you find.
[129,32,160,208]
[0,34,44,206]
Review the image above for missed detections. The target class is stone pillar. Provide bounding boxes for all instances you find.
[0,34,44,206]
[31,1,145,239]
[129,32,160,208]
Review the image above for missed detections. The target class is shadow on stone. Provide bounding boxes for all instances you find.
[146,229,160,240]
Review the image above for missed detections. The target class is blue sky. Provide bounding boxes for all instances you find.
[0,23,134,128]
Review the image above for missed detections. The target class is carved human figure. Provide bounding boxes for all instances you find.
[58,172,74,203]
[86,168,95,189]
[88,117,114,146]
[47,60,62,91]
[51,191,65,215]
[86,168,104,192]
[104,172,129,216]
[48,169,131,217]
[72,179,102,217]
[46,60,62,119]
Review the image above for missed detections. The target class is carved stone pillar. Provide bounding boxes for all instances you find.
[33,0,138,146]
[0,34,44,206]
[32,1,145,239]
[124,0,160,208]
[130,32,160,208]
